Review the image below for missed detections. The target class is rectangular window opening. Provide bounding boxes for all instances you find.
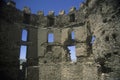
[23,13,30,24]
[47,17,54,26]
[67,46,77,62]
[19,45,27,60]
[71,31,75,40]
[48,33,54,43]
[70,14,75,22]
[47,45,52,52]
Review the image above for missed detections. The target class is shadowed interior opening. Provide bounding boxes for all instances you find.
[70,14,75,22]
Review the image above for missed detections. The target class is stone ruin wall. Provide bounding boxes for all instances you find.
[0,0,120,80]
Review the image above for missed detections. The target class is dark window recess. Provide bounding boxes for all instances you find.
[103,18,107,23]
[44,60,47,63]
[96,57,113,73]
[95,58,105,65]
[113,52,118,55]
[47,16,54,26]
[104,53,111,58]
[69,14,75,22]
[101,66,113,73]
[23,13,30,24]
[111,15,115,19]
[105,36,109,41]
[112,33,117,41]
[101,30,105,35]
[47,45,52,52]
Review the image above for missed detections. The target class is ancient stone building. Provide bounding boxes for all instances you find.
[0,0,120,80]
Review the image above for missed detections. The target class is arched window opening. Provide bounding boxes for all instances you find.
[105,36,109,41]
[112,33,117,41]
[21,29,28,41]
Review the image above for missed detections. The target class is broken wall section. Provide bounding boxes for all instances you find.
[61,23,92,62]
[88,0,120,79]
[37,28,63,80]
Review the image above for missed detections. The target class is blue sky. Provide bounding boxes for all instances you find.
[68,46,77,62]
[17,0,85,60]
[20,45,27,60]
[13,0,85,15]
[20,29,28,60]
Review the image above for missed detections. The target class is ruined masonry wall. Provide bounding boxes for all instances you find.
[0,0,120,80]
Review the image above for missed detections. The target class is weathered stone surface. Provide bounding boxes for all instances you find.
[59,10,65,15]
[23,6,31,14]
[0,0,120,80]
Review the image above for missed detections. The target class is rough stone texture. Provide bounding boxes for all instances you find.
[39,63,61,80]
[61,63,83,80]
[0,0,120,80]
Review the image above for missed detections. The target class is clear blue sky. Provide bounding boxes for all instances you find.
[13,0,85,15]
[68,46,77,62]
